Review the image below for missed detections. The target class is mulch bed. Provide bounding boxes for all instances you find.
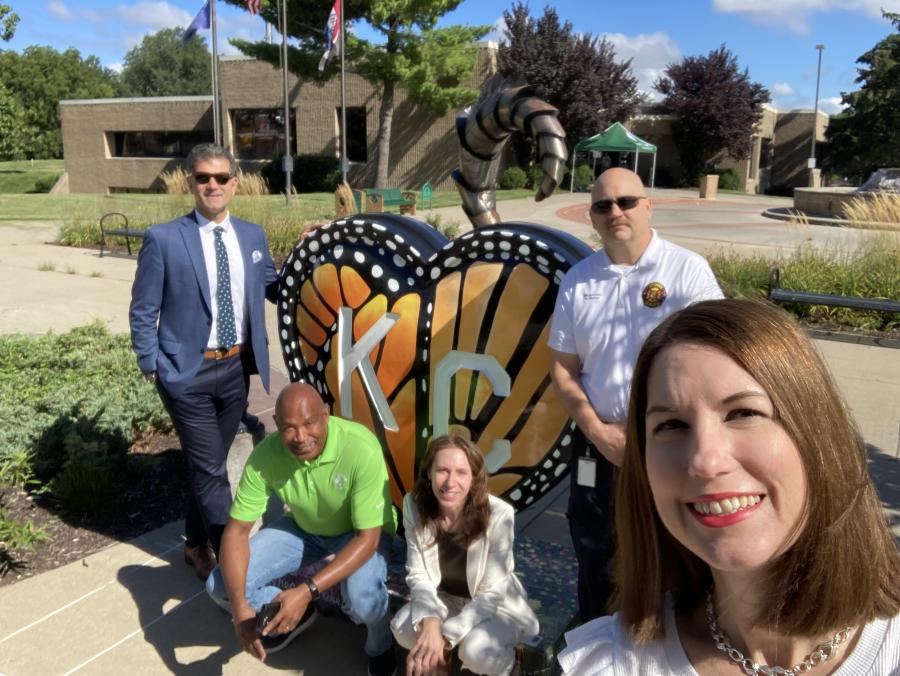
[0,433,188,588]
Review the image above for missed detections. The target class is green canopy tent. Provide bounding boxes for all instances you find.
[570,122,658,191]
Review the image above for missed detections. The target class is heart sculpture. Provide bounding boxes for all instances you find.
[277,214,592,511]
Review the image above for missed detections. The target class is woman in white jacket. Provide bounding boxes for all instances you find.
[391,435,539,676]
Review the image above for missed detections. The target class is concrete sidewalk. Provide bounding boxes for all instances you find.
[1,192,898,675]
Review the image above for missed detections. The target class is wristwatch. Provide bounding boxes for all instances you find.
[303,577,320,601]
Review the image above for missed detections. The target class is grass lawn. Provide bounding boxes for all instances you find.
[0,159,65,195]
[0,188,536,222]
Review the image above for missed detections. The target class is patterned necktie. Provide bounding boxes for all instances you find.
[213,226,237,348]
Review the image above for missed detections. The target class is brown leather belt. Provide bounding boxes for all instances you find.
[203,344,243,360]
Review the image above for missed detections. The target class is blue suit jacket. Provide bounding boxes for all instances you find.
[129,212,279,399]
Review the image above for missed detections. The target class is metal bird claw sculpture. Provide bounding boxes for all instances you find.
[452,75,568,227]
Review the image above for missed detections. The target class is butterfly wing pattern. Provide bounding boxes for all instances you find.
[277,214,592,512]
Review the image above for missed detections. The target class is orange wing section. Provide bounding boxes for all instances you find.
[340,266,372,310]
[385,379,417,504]
[472,264,549,418]
[378,294,420,398]
[429,272,461,426]
[300,280,335,328]
[455,263,504,421]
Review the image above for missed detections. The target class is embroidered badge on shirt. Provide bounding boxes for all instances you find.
[333,473,347,491]
[252,250,263,263]
[642,282,667,308]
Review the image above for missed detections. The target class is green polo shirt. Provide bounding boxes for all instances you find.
[230,415,396,536]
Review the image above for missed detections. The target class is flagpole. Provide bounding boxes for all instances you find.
[339,0,347,185]
[279,0,292,204]
[210,0,221,146]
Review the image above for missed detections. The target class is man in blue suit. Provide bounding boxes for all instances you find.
[130,143,279,580]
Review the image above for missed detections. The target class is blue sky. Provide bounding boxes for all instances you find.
[5,0,899,113]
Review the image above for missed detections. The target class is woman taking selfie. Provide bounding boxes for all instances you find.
[559,299,900,674]
[392,435,539,675]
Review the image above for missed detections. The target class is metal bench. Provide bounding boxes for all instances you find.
[768,267,900,314]
[353,188,418,215]
[99,212,146,258]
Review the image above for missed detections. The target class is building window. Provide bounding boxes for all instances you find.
[111,131,211,158]
[233,109,296,160]
[337,106,367,163]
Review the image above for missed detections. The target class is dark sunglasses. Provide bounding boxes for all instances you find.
[590,196,646,214]
[193,172,234,185]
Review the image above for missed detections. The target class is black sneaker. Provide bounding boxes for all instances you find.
[367,645,396,676]
[259,605,317,655]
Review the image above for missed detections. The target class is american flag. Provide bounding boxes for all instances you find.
[245,0,261,15]
[318,0,341,72]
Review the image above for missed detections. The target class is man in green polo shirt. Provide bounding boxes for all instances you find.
[206,383,397,675]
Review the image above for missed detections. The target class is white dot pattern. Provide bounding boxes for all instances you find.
[214,226,237,348]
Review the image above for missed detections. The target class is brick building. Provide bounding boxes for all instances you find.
[60,45,825,195]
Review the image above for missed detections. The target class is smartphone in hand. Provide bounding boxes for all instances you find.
[256,601,281,635]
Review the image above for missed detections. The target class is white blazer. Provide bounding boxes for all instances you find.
[402,492,540,647]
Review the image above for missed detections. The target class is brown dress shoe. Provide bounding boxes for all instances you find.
[184,544,217,581]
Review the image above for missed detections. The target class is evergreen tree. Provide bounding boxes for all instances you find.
[655,45,769,182]
[825,12,900,182]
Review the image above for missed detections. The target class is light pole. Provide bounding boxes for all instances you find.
[809,44,825,171]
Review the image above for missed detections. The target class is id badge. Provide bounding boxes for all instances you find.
[576,456,597,488]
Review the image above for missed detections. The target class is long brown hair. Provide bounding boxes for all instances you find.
[614,299,900,642]
[412,435,491,548]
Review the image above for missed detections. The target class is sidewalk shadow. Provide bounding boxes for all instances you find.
[867,443,900,543]
[116,554,241,674]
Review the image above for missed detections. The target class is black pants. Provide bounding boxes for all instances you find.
[567,428,615,623]
[157,352,248,556]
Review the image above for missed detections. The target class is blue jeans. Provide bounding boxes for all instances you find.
[206,515,393,656]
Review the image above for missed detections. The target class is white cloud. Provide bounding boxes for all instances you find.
[107,62,124,73]
[819,96,845,114]
[46,1,74,21]
[484,16,508,45]
[772,82,796,97]
[115,1,192,31]
[603,31,682,99]
[81,9,103,23]
[712,0,900,34]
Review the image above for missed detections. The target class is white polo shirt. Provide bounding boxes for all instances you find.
[548,230,722,424]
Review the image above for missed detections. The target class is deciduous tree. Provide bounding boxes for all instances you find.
[119,28,211,97]
[655,45,769,181]
[0,82,22,160]
[223,0,488,187]
[825,12,900,182]
[0,46,118,158]
[497,3,643,160]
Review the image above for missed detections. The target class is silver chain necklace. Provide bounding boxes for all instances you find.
[706,591,852,676]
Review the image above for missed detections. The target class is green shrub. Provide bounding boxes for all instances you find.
[718,169,741,191]
[33,174,59,193]
[563,164,595,191]
[709,237,900,331]
[425,213,461,239]
[0,323,171,491]
[262,154,341,194]
[0,506,48,552]
[499,166,527,190]
[50,454,118,519]
[526,165,544,190]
